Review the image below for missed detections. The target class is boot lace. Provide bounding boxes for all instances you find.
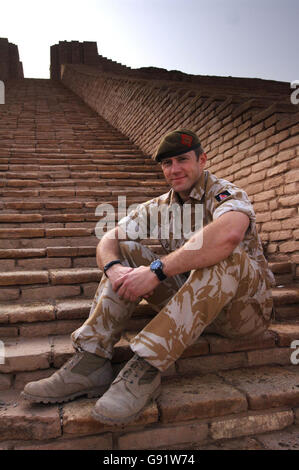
[122,355,157,384]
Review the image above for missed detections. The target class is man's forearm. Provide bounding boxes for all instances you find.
[162,225,236,277]
[96,228,121,270]
[161,212,248,278]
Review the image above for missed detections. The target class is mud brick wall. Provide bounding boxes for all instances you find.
[60,63,299,274]
[0,38,23,80]
[50,41,131,80]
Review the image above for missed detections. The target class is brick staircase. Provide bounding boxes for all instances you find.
[0,78,299,450]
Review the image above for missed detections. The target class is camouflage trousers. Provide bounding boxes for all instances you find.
[71,241,273,372]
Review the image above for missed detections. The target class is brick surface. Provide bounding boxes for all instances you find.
[210,409,294,440]
[177,351,248,374]
[204,331,276,354]
[218,366,299,410]
[0,271,49,286]
[247,347,292,367]
[55,299,92,320]
[19,319,82,337]
[118,421,209,450]
[0,392,61,441]
[51,335,75,368]
[158,374,247,424]
[0,287,20,302]
[62,396,158,437]
[49,268,101,285]
[1,302,55,324]
[15,433,113,450]
[269,323,299,346]
[0,373,12,390]
[256,424,299,450]
[0,336,51,373]
[21,284,81,302]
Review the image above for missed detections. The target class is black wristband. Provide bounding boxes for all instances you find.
[103,259,122,277]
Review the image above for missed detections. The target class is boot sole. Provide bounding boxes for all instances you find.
[20,384,110,404]
[90,386,161,425]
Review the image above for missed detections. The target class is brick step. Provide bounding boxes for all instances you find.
[0,199,159,217]
[1,319,299,379]
[0,279,298,335]
[0,140,143,148]
[0,149,144,156]
[0,247,293,284]
[0,158,155,167]
[0,180,166,190]
[0,243,164,271]
[0,195,156,213]
[0,186,165,199]
[0,410,298,450]
[0,298,155,337]
[270,261,296,286]
[0,260,297,291]
[0,156,150,164]
[0,232,162,250]
[273,284,299,321]
[0,260,297,304]
[0,354,298,449]
[1,166,160,177]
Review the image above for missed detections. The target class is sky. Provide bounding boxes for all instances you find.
[1,0,298,83]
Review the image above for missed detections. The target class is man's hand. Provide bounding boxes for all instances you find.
[106,265,134,292]
[113,266,160,302]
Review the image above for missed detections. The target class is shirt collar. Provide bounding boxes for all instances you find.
[168,170,207,205]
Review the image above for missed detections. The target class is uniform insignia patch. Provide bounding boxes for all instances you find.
[181,134,193,147]
[215,190,231,202]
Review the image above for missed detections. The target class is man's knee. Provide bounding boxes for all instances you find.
[119,241,157,267]
[119,240,142,256]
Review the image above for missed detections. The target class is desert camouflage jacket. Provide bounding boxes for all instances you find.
[119,170,275,289]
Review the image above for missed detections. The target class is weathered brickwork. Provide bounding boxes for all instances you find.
[0,38,23,80]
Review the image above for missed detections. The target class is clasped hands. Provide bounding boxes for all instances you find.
[106,264,160,302]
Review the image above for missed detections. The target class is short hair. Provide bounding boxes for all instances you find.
[194,146,204,160]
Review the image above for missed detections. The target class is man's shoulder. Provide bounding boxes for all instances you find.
[205,171,248,199]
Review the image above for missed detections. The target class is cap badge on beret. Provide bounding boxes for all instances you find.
[181,134,193,147]
[154,128,201,162]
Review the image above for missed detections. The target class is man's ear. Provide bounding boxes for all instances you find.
[200,152,207,167]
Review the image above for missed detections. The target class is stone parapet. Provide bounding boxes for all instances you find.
[0,38,23,80]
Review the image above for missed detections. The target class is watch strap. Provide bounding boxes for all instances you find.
[103,259,122,277]
[150,260,167,281]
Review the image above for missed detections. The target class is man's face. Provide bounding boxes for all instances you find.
[161,150,207,200]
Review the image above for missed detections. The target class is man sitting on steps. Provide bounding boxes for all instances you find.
[21,129,275,426]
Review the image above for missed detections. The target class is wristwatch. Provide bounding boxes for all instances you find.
[103,259,122,277]
[150,259,167,281]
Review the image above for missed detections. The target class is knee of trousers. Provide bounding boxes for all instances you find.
[119,240,156,266]
[119,240,142,257]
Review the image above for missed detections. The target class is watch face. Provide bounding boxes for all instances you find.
[151,260,162,270]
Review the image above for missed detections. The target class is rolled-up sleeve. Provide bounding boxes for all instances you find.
[212,189,256,233]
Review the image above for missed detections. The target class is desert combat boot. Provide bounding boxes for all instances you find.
[91,354,161,425]
[21,351,114,404]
